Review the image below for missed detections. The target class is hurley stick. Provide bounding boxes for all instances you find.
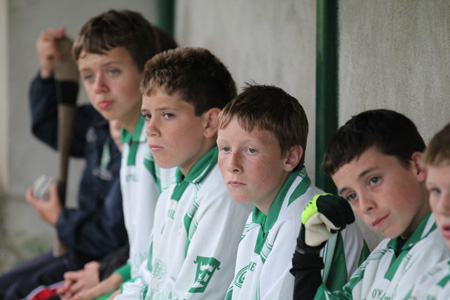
[52,35,79,257]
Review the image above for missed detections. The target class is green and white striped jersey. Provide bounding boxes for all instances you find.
[225,167,369,300]
[315,212,450,300]
[117,147,252,300]
[403,259,450,300]
[121,116,175,279]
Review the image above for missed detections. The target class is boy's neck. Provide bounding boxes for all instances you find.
[255,171,291,215]
[180,142,217,177]
[122,111,142,134]
[399,185,430,240]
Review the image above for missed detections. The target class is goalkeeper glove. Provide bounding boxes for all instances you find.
[298,193,355,252]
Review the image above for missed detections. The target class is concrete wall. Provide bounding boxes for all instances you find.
[0,0,157,271]
[176,0,318,179]
[339,0,450,143]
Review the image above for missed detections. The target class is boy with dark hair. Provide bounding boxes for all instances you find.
[403,122,450,299]
[116,47,251,300]
[217,84,367,299]
[291,109,450,299]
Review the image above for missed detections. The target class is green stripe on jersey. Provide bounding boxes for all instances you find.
[324,232,348,291]
[385,212,434,280]
[171,147,218,201]
[143,148,158,189]
[121,115,146,166]
[253,167,310,255]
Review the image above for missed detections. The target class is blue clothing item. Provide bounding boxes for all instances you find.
[28,73,127,258]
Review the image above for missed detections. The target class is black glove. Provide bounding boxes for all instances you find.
[298,193,355,252]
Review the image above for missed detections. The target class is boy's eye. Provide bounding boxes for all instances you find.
[221,146,231,153]
[346,193,357,203]
[247,148,257,154]
[108,69,120,75]
[142,114,151,121]
[83,74,94,82]
[163,113,174,119]
[369,176,380,185]
[430,187,441,195]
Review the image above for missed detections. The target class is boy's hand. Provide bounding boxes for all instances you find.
[26,183,62,226]
[299,194,355,250]
[57,261,100,300]
[36,26,65,78]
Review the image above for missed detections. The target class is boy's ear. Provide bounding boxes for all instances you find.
[411,152,427,182]
[203,108,221,139]
[283,145,303,172]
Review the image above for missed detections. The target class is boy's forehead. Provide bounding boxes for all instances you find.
[78,47,134,65]
[219,117,277,142]
[142,90,192,110]
[332,148,388,187]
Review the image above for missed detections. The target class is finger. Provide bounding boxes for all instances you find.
[55,25,66,38]
[48,183,62,209]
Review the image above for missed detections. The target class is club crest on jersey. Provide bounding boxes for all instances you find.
[234,265,249,288]
[149,259,167,291]
[189,256,221,293]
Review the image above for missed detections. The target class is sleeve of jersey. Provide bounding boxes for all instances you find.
[156,189,248,299]
[291,224,369,299]
[321,223,370,290]
[114,263,132,282]
[258,218,314,299]
[313,248,373,300]
[28,72,91,157]
[261,218,368,299]
[56,176,128,258]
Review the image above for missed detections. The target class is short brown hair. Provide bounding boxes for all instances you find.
[73,9,177,71]
[422,122,450,167]
[141,47,236,116]
[218,84,308,168]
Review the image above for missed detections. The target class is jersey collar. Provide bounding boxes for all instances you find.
[253,166,310,254]
[121,115,146,144]
[171,147,218,201]
[387,211,435,253]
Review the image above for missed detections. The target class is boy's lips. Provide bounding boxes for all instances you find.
[98,100,114,109]
[149,144,163,152]
[372,214,389,228]
[439,224,450,239]
[228,181,245,188]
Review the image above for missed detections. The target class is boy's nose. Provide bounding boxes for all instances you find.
[358,192,376,214]
[94,75,108,93]
[145,119,159,137]
[228,153,242,173]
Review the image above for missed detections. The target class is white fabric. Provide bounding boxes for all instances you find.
[227,170,366,300]
[121,128,175,278]
[317,213,450,300]
[117,162,252,300]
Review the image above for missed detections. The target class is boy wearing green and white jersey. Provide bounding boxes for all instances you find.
[119,115,175,279]
[116,47,252,300]
[291,109,450,300]
[403,122,450,300]
[216,85,368,300]
[67,10,178,299]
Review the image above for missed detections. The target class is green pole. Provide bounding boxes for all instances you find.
[315,0,338,194]
[156,0,175,36]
